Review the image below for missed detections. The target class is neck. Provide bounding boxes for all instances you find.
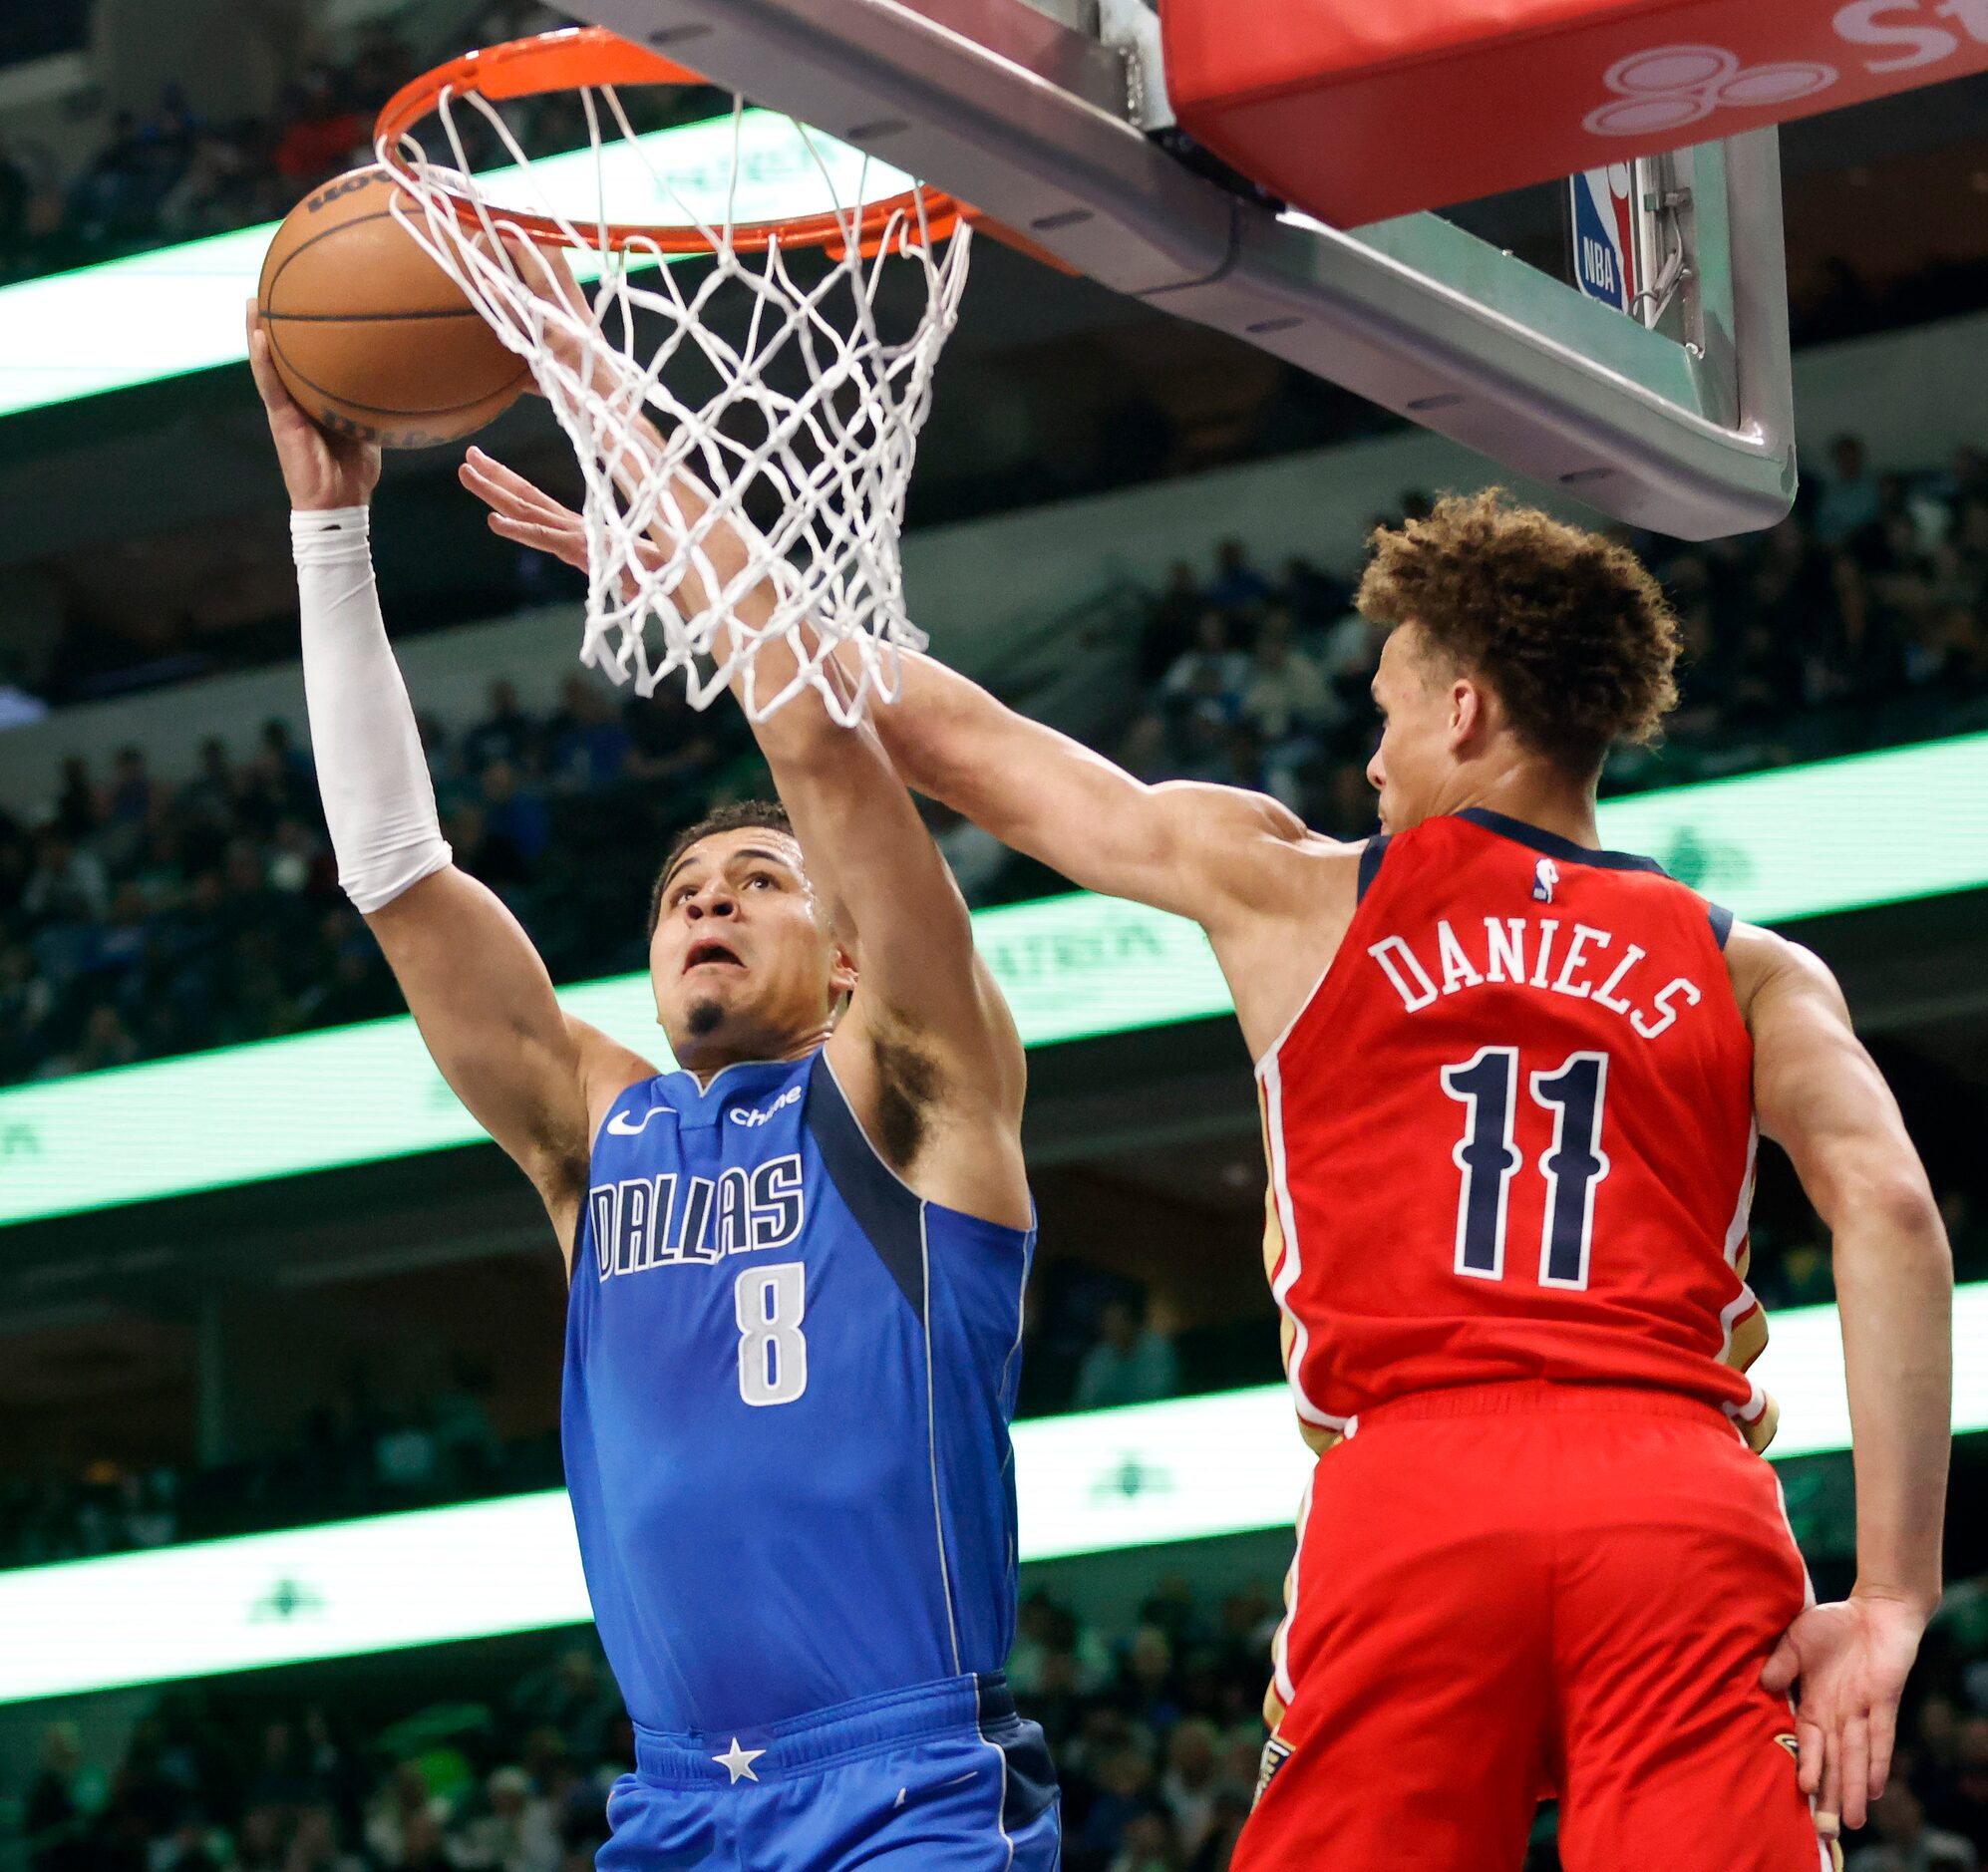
[1433,757,1600,849]
[676,1021,833,1089]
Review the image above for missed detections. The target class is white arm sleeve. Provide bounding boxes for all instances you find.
[293,507,453,915]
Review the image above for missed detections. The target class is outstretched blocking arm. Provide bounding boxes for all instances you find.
[476,237,1327,939]
[1739,926,1952,1837]
[867,647,1325,934]
[250,306,645,1256]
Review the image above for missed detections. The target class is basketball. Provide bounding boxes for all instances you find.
[256,165,530,450]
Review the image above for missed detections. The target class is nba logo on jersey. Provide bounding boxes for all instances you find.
[1532,857,1559,903]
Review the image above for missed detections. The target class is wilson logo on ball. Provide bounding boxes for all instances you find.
[1584,44,1839,137]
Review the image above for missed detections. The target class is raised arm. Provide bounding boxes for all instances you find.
[455,277,1025,1219]
[456,446,1023,1119]
[250,306,648,1260]
[1739,925,1951,1837]
[868,647,1323,934]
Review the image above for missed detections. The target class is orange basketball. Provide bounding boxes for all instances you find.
[256,166,530,450]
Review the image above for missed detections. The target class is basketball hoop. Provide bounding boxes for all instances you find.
[376,26,974,722]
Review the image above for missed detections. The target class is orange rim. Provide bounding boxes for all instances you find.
[374,25,962,259]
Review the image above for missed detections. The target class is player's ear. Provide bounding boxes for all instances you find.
[1447,674,1493,754]
[828,942,858,1013]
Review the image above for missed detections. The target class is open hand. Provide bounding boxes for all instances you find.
[459,447,660,601]
[1761,1591,1929,1837]
[245,301,381,510]
[461,446,592,572]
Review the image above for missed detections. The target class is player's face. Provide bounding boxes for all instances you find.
[1365,623,1461,833]
[648,830,855,1067]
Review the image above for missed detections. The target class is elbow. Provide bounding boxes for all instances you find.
[1874,1177,1947,1251]
[1841,1172,1952,1278]
[868,701,952,795]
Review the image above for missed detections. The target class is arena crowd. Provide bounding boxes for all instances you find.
[6,440,1988,1092]
[19,1571,1988,1872]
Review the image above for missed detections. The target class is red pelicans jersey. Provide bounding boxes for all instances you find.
[1259,808,1772,1450]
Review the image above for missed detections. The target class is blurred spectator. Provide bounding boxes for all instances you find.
[1140,562,1206,683]
[508,1647,621,1765]
[1932,1716,1988,1859]
[465,680,538,774]
[546,674,632,792]
[1848,1779,1977,1871]
[24,1721,92,1872]
[1160,1717,1224,1860]
[1074,1296,1179,1411]
[363,1763,450,1868]
[287,1801,367,1872]
[271,71,363,184]
[1817,433,1883,546]
[1161,613,1249,727]
[1205,539,1272,615]
[451,1767,559,1872]
[24,830,109,922]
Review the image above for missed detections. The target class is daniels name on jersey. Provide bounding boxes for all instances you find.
[1366,911,1708,1041]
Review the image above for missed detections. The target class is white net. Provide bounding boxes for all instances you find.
[382,69,971,723]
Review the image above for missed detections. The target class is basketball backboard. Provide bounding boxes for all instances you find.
[559,0,1796,540]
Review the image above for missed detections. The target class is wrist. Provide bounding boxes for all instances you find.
[1851,1580,1941,1622]
[291,506,371,565]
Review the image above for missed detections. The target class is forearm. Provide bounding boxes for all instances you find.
[294,508,452,912]
[1834,1193,1952,1610]
[595,382,781,637]
[869,649,1124,849]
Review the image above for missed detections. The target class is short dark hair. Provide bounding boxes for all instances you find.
[1355,488,1681,778]
[647,799,797,936]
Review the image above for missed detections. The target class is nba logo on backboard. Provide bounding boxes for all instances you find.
[1569,165,1638,316]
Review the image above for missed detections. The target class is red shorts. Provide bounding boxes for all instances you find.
[1232,1383,1832,1872]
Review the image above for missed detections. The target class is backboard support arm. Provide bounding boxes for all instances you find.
[570,0,1798,538]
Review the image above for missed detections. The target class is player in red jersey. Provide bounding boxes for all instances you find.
[466,473,1952,1865]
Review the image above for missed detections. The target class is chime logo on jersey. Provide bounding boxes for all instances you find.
[590,1152,805,1280]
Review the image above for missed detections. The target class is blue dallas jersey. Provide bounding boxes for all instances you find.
[564,1048,1037,1735]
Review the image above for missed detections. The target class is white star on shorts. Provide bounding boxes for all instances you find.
[713,1738,766,1784]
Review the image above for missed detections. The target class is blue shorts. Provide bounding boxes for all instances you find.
[600,1673,1060,1871]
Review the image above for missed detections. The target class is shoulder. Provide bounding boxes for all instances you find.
[1721,921,1839,1026]
[1153,780,1358,915]
[568,1017,665,1158]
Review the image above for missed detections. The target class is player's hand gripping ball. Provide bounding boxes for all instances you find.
[256,166,530,450]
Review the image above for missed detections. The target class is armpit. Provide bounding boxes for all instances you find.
[870,1029,944,1171]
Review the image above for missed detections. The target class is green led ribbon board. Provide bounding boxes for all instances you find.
[2,733,1984,1229]
[0,114,914,420]
[1,1282,1979,1705]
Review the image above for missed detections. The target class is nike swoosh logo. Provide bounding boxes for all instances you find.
[606,1108,669,1136]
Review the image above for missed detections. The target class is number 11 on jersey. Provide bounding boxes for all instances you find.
[1442,1048,1611,1290]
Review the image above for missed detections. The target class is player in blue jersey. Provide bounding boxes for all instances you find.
[249,297,1060,1870]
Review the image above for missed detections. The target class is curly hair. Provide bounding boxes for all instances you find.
[1355,489,1681,778]
[647,798,797,936]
